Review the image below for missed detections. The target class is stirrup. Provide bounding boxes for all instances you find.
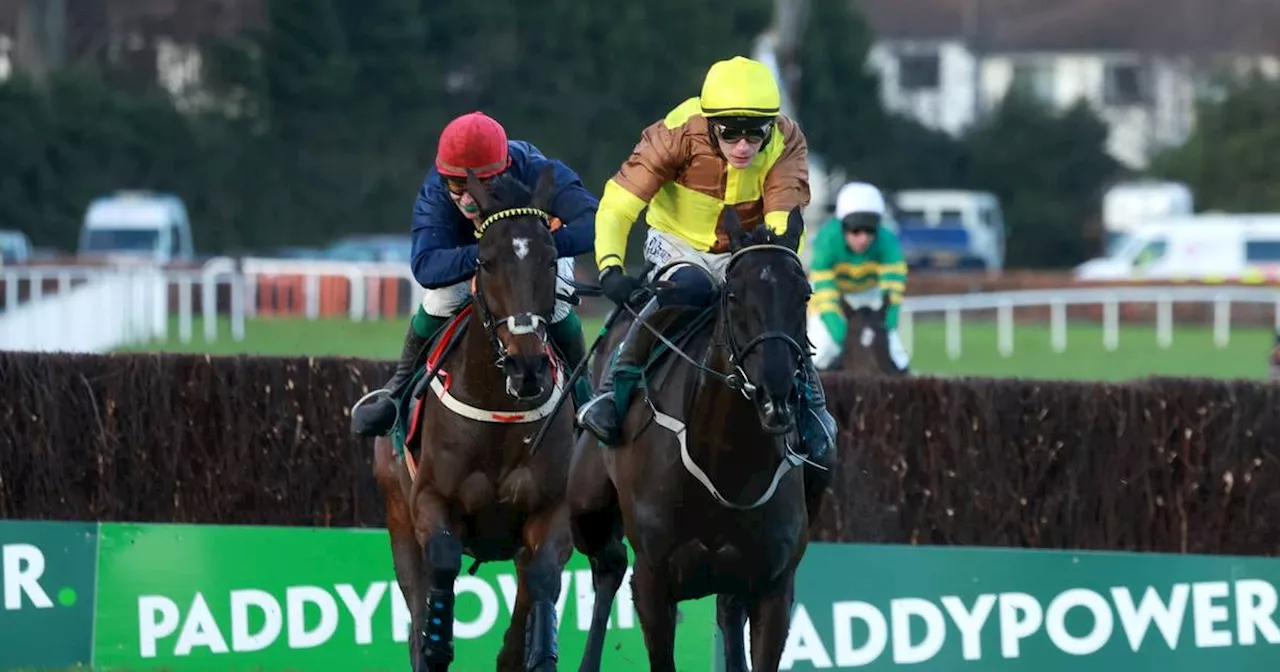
[351,388,391,413]
[351,388,400,434]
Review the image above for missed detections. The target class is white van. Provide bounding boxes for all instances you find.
[1074,213,1280,281]
[892,190,1007,271]
[77,191,195,263]
[1101,180,1194,254]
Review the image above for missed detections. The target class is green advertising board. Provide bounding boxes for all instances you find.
[716,543,1280,670]
[6,519,1280,671]
[92,523,715,671]
[0,520,98,670]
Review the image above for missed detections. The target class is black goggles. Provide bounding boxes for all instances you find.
[841,212,881,234]
[712,119,772,143]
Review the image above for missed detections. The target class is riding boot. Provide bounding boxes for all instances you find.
[350,310,446,437]
[797,356,837,522]
[576,297,663,446]
[546,310,592,410]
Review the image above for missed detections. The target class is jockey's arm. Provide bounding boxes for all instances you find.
[409,170,480,289]
[873,225,907,330]
[761,118,811,254]
[593,121,683,273]
[519,147,599,259]
[808,222,847,345]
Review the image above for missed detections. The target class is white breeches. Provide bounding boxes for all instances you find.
[642,229,731,284]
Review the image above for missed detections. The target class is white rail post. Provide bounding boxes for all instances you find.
[1103,297,1119,352]
[1213,294,1230,348]
[179,273,194,344]
[305,272,321,320]
[1050,298,1066,353]
[152,267,169,344]
[997,298,1014,358]
[231,266,246,342]
[346,268,366,322]
[3,270,16,310]
[945,303,961,361]
[1156,294,1173,349]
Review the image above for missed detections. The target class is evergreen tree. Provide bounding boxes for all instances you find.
[1150,76,1280,211]
[964,92,1119,268]
[795,0,887,174]
[261,0,354,128]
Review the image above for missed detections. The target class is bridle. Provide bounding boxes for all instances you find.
[718,244,810,399]
[471,207,557,370]
[630,243,811,400]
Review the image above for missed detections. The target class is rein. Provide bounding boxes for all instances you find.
[625,244,810,398]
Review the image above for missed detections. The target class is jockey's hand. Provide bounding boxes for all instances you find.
[600,267,643,307]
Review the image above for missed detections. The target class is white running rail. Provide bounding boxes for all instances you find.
[0,266,169,353]
[898,286,1280,360]
[3,260,1279,357]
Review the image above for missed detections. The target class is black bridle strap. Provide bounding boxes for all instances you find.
[622,244,810,396]
[471,208,558,365]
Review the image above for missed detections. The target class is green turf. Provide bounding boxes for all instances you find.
[115,314,1277,381]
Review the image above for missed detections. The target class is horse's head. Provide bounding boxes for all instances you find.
[839,301,895,376]
[718,206,810,435]
[464,164,561,400]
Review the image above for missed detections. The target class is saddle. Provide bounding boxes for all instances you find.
[390,302,475,460]
[609,302,719,423]
[391,299,575,462]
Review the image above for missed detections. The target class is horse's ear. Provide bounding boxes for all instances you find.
[721,206,750,251]
[777,206,805,251]
[464,168,495,213]
[532,164,557,212]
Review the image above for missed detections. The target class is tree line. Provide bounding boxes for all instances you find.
[2,0,1269,269]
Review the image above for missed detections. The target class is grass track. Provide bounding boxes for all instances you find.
[116,315,1276,382]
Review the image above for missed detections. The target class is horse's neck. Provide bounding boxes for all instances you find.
[449,309,507,401]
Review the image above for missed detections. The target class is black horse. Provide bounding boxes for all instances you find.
[568,206,820,672]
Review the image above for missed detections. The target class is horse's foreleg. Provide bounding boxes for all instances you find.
[518,502,573,672]
[413,489,462,672]
[576,533,627,672]
[631,559,678,672]
[716,594,750,672]
[568,437,626,672]
[746,568,798,672]
[496,559,532,672]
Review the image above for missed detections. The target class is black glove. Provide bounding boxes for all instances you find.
[600,267,643,307]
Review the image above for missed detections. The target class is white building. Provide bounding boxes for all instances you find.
[856,0,1280,168]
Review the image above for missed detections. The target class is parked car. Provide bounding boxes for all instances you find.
[324,234,412,264]
[0,229,32,267]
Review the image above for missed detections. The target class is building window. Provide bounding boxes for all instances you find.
[899,52,940,91]
[1104,62,1147,106]
[1010,60,1056,103]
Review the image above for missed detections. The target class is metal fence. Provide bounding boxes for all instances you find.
[900,286,1280,360]
[3,258,1279,355]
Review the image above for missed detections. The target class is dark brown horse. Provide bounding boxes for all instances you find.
[568,207,817,672]
[837,300,906,376]
[372,166,576,672]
